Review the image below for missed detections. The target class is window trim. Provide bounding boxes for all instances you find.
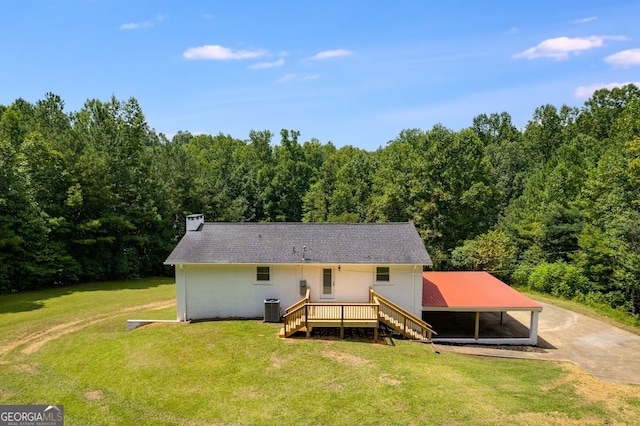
[256,265,271,284]
[375,266,391,284]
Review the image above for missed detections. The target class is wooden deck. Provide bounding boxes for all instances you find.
[281,289,436,342]
[283,301,379,339]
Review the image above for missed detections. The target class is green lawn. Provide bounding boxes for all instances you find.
[1,278,639,425]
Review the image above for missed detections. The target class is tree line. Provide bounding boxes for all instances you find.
[1,86,638,318]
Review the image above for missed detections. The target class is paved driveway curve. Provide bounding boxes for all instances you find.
[435,302,640,385]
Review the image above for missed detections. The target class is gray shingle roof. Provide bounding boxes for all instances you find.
[164,222,431,265]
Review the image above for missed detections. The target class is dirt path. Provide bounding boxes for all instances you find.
[0,300,174,356]
[436,302,640,385]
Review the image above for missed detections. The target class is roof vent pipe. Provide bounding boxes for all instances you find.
[186,214,205,232]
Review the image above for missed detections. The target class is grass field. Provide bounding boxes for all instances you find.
[1,278,639,425]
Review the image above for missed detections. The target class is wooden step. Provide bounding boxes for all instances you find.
[379,314,429,341]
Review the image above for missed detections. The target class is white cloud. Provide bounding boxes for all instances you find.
[514,35,626,60]
[183,45,267,60]
[278,74,297,83]
[575,81,640,98]
[310,49,352,60]
[575,16,597,24]
[278,73,320,83]
[604,49,640,68]
[249,58,285,69]
[120,15,165,30]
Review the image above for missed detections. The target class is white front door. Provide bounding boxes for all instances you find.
[321,268,334,299]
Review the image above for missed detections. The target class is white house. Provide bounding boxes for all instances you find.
[164,215,432,321]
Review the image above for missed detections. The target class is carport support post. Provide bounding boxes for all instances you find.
[500,312,507,325]
[529,311,539,345]
[474,311,480,340]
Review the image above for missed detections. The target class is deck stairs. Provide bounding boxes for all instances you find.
[281,289,310,338]
[369,289,435,341]
[280,288,436,342]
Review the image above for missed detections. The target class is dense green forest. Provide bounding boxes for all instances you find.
[1,86,639,317]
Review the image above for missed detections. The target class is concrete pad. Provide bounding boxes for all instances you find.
[126,319,181,331]
[424,311,532,339]
[435,302,640,385]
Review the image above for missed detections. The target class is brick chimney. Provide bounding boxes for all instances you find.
[186,214,204,231]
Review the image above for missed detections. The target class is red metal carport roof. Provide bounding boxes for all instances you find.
[423,271,542,311]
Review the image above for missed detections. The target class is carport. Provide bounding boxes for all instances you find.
[422,271,543,345]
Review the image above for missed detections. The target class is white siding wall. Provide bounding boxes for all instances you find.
[371,265,423,317]
[175,263,423,320]
[177,264,301,320]
[175,266,187,321]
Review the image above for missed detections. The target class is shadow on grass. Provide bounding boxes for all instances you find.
[0,299,46,314]
[286,326,394,345]
[0,277,174,314]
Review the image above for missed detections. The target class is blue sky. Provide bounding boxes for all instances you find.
[2,1,640,150]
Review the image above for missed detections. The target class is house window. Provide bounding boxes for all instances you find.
[256,266,271,282]
[376,266,390,282]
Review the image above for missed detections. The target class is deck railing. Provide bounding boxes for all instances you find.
[370,289,436,341]
[306,303,378,321]
[283,301,379,338]
[282,289,436,341]
[285,288,310,314]
[283,302,307,337]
